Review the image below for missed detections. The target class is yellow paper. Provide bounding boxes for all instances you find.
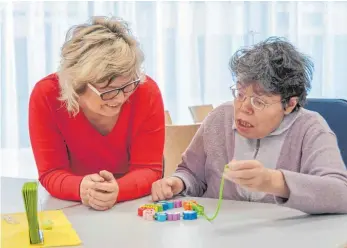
[1,210,81,248]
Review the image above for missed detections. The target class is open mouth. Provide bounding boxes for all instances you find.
[237,119,254,128]
[106,104,118,108]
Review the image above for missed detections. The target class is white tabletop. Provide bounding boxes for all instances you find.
[1,177,347,248]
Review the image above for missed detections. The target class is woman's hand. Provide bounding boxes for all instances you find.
[80,173,105,207]
[151,177,185,201]
[223,160,290,198]
[88,170,119,211]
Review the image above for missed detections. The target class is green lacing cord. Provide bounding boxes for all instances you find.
[192,164,229,222]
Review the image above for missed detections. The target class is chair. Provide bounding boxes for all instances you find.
[164,110,173,125]
[188,104,214,123]
[163,124,201,177]
[305,98,347,167]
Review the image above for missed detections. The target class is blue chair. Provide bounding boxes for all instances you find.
[305,98,347,168]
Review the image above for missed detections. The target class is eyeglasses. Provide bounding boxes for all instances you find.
[230,86,285,111]
[88,79,140,101]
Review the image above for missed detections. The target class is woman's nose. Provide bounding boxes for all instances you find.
[240,97,254,114]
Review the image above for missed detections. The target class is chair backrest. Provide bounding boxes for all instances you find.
[164,110,173,125]
[188,104,214,123]
[163,124,201,177]
[305,98,347,167]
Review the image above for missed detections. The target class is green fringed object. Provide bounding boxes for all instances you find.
[22,182,43,244]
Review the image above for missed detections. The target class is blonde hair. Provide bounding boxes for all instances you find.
[57,16,145,115]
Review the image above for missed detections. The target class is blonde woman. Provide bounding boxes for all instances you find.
[29,16,165,211]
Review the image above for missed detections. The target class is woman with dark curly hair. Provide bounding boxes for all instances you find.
[152,37,347,214]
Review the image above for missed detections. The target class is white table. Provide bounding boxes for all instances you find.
[2,177,347,248]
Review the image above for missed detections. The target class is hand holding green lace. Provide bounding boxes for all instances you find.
[223,160,290,198]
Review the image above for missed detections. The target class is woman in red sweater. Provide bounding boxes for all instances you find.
[28,16,165,211]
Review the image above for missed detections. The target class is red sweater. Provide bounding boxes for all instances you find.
[29,73,165,202]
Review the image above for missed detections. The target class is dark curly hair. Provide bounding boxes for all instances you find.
[229,36,314,111]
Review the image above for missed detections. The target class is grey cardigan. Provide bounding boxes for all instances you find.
[172,101,347,214]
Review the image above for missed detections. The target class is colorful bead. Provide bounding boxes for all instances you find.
[183,210,198,220]
[192,204,204,216]
[156,212,167,222]
[167,201,174,209]
[183,200,197,210]
[138,207,146,216]
[183,201,190,210]
[143,209,155,221]
[157,204,163,212]
[167,212,180,221]
[173,200,182,208]
[158,201,169,211]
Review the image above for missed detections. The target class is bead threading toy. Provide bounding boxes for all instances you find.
[138,164,229,222]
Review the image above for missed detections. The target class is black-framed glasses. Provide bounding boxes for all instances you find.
[230,85,285,111]
[88,79,140,101]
